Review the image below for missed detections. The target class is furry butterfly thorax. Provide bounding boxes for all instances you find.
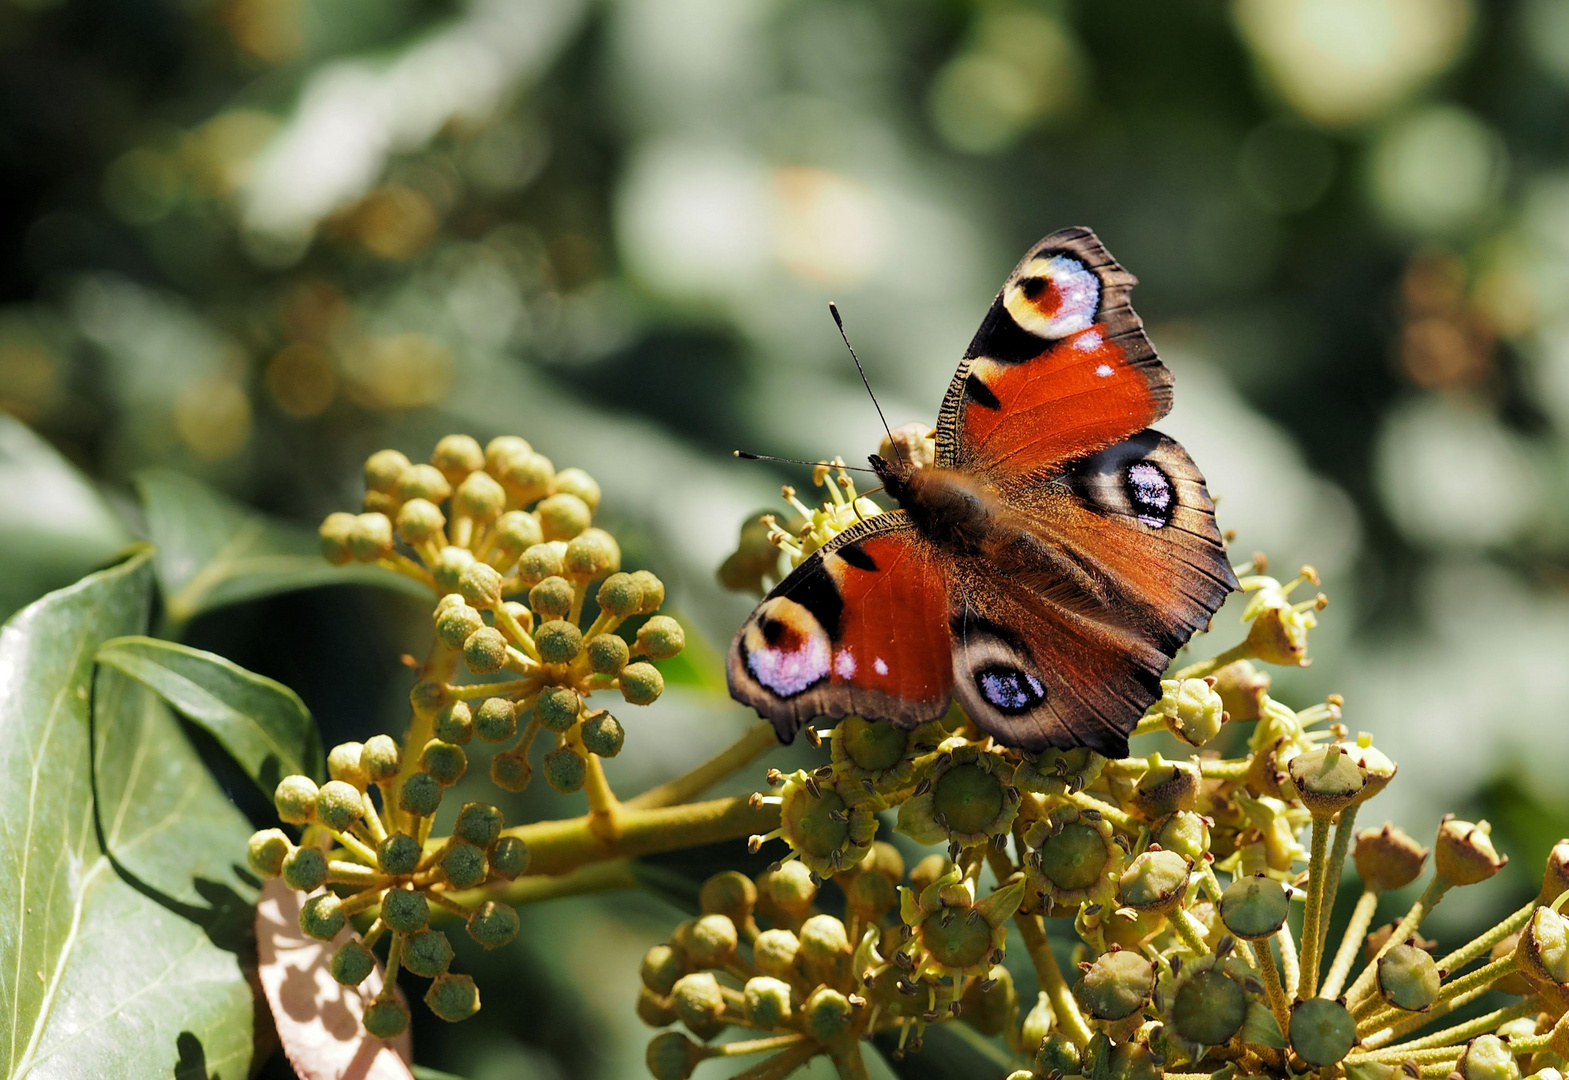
[727,227,1237,759]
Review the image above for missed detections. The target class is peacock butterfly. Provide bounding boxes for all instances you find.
[727,227,1237,758]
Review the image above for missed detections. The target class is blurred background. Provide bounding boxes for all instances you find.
[3,0,1569,1075]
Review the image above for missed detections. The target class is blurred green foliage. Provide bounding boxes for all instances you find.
[5,0,1569,1074]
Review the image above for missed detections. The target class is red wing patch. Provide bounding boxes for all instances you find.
[937,227,1173,475]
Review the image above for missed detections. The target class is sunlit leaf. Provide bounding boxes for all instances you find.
[136,468,426,629]
[0,551,257,1079]
[96,634,324,791]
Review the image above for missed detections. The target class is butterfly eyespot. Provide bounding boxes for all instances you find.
[974,664,1047,715]
[1020,276,1047,300]
[1124,461,1173,529]
[743,598,831,698]
[1003,255,1099,340]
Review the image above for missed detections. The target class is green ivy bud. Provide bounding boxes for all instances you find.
[381,887,429,933]
[535,686,581,733]
[1075,950,1153,1020]
[1220,874,1290,940]
[596,572,643,618]
[396,463,451,504]
[463,627,508,674]
[248,829,293,877]
[1289,998,1357,1067]
[529,576,574,620]
[699,870,758,925]
[1128,755,1199,818]
[635,616,685,660]
[1459,1034,1522,1080]
[327,741,369,789]
[743,976,793,1029]
[425,973,481,1022]
[435,599,485,649]
[564,528,620,580]
[489,835,529,880]
[1288,744,1368,817]
[671,973,726,1030]
[642,943,685,994]
[331,940,376,986]
[804,987,853,1044]
[484,435,531,477]
[299,892,346,940]
[500,451,555,507]
[798,913,850,985]
[378,832,420,877]
[620,662,664,705]
[537,493,591,541]
[1379,942,1442,1010]
[315,780,365,831]
[420,740,467,786]
[686,914,739,967]
[535,620,583,664]
[490,750,532,793]
[274,775,319,824]
[399,772,443,817]
[1154,677,1226,747]
[489,510,544,566]
[586,633,631,675]
[431,545,475,593]
[364,448,411,494]
[361,734,402,783]
[431,433,485,486]
[517,542,564,586]
[467,900,520,949]
[636,986,678,1026]
[454,470,506,523]
[580,712,625,758]
[553,467,601,512]
[433,701,474,745]
[844,864,897,921]
[758,862,817,922]
[396,498,445,546]
[1153,810,1211,863]
[962,964,1016,1037]
[544,746,586,793]
[1171,964,1248,1045]
[1118,849,1191,914]
[1435,818,1508,886]
[909,854,951,895]
[362,997,410,1041]
[453,802,505,849]
[629,570,665,613]
[441,841,488,890]
[459,562,504,609]
[1516,907,1569,988]
[409,678,451,717]
[319,512,357,565]
[753,929,801,979]
[470,697,515,743]
[1020,990,1054,1053]
[646,1032,704,1080]
[402,928,454,978]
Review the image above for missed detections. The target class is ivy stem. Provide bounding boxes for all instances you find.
[828,1041,871,1080]
[730,1041,820,1080]
[1358,998,1538,1056]
[1315,803,1359,966]
[1277,920,1300,999]
[1254,940,1293,1039]
[1319,889,1378,1000]
[1013,912,1093,1047]
[1356,954,1517,1035]
[574,729,623,843]
[1433,897,1536,976]
[716,1034,810,1058]
[1344,877,1451,1008]
[1297,812,1334,998]
[1173,640,1252,681]
[626,721,780,810]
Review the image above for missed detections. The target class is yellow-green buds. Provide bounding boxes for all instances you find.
[1354,824,1429,892]
[1154,810,1210,863]
[581,711,625,757]
[274,775,319,824]
[472,698,515,743]
[484,435,530,476]
[420,740,467,786]
[436,600,484,649]
[798,913,849,984]
[299,893,346,940]
[1516,907,1569,988]
[620,662,664,705]
[759,861,817,924]
[499,451,555,507]
[466,900,519,949]
[743,976,793,1028]
[1289,998,1356,1067]
[554,468,601,511]
[586,633,630,675]
[671,972,725,1030]
[454,471,505,522]
[431,434,483,485]
[1539,840,1569,905]
[535,620,583,664]
[327,741,368,789]
[1379,942,1442,1010]
[381,887,429,933]
[403,929,454,978]
[409,678,451,717]
[441,842,488,889]
[700,871,757,926]
[425,973,480,1022]
[490,511,544,565]
[248,829,292,877]
[1288,744,1367,816]
[538,493,591,541]
[397,463,451,504]
[365,449,411,493]
[378,832,420,876]
[1171,963,1248,1045]
[331,940,376,986]
[1020,988,1055,1051]
[348,513,394,562]
[517,543,563,586]
[804,987,854,1044]
[459,562,503,609]
[1152,678,1226,747]
[635,616,685,660]
[597,573,643,618]
[1075,950,1154,1020]
[1118,849,1191,914]
[529,576,573,619]
[1038,1031,1082,1077]
[1436,817,1507,885]
[453,802,504,848]
[398,772,443,817]
[283,846,328,891]
[463,627,508,674]
[564,529,619,580]
[362,996,410,1040]
[1128,755,1199,819]
[490,750,532,793]
[315,780,364,831]
[319,512,357,565]
[1213,659,1270,722]
[361,734,401,783]
[431,546,475,593]
[630,570,665,612]
[642,943,684,994]
[1219,874,1290,940]
[396,499,445,546]
[646,1032,704,1080]
[434,702,474,745]
[1458,1034,1521,1080]
[489,836,529,880]
[771,769,875,876]
[687,914,739,968]
[544,746,586,792]
[753,929,801,979]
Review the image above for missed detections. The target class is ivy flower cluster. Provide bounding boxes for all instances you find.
[677,450,1569,1080]
[247,434,685,1038]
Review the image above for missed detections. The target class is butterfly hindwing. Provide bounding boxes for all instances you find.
[936,227,1171,474]
[727,515,954,743]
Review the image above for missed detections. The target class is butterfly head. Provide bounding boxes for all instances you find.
[868,452,917,501]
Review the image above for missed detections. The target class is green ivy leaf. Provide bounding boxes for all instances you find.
[0,551,258,1079]
[136,468,425,629]
[95,634,324,791]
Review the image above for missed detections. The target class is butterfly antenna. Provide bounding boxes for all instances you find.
[829,302,905,467]
[732,450,878,474]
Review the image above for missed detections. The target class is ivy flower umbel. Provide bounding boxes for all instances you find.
[750,768,879,876]
[896,739,1022,851]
